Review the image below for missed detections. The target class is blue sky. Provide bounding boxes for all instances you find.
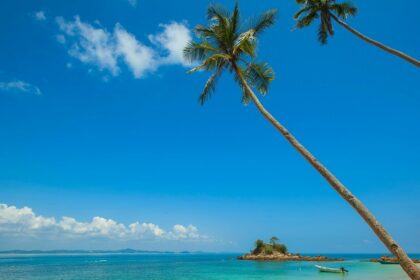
[0,0,419,253]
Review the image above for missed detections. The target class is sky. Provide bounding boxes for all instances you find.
[0,0,419,253]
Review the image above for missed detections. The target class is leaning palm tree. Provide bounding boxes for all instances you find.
[184,2,420,279]
[293,0,420,67]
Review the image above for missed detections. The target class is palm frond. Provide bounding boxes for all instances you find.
[233,30,256,57]
[295,0,319,9]
[318,23,328,44]
[294,10,318,28]
[198,66,224,105]
[243,62,275,94]
[331,2,357,19]
[207,4,231,50]
[195,25,217,38]
[230,0,240,36]
[241,92,252,104]
[233,66,252,104]
[207,4,230,21]
[321,10,334,35]
[187,54,231,73]
[239,40,257,58]
[183,41,219,63]
[293,6,312,20]
[249,9,278,36]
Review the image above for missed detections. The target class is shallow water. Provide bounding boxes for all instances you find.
[0,253,414,279]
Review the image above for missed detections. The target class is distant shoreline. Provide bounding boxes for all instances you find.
[0,249,205,255]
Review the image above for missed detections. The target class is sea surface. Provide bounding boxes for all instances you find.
[0,253,416,280]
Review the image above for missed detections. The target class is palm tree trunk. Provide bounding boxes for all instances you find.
[233,65,420,280]
[330,14,420,67]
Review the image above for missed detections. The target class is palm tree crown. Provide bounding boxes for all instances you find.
[270,236,279,245]
[183,1,277,104]
[294,0,357,44]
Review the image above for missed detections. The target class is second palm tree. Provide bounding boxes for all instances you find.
[293,0,420,67]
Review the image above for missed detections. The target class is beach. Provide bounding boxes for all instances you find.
[0,253,415,280]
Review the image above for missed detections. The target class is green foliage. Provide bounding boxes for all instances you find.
[273,243,288,254]
[264,245,273,255]
[253,239,265,254]
[252,238,288,255]
[255,239,264,249]
[197,67,223,105]
[243,62,275,95]
[283,244,288,254]
[248,9,278,36]
[184,1,277,105]
[183,42,218,63]
[293,0,358,44]
[331,2,358,19]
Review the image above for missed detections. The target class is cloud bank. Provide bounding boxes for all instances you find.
[0,80,42,95]
[0,204,206,241]
[56,16,191,78]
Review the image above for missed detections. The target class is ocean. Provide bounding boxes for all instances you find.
[0,253,415,279]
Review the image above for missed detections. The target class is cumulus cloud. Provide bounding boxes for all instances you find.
[114,24,158,78]
[170,224,201,239]
[56,16,120,76]
[0,204,55,231]
[0,80,42,95]
[59,216,128,238]
[0,204,206,241]
[149,22,192,66]
[55,16,191,79]
[34,11,46,21]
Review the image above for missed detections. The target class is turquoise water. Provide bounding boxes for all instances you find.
[0,253,414,279]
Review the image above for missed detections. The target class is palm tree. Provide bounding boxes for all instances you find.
[293,0,420,67]
[184,2,420,279]
[270,236,279,246]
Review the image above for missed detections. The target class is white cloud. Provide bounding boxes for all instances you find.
[34,11,46,21]
[114,24,158,78]
[59,216,127,238]
[149,22,192,66]
[0,204,206,241]
[55,16,191,79]
[0,80,42,95]
[129,222,165,238]
[56,16,120,76]
[170,224,202,240]
[0,204,55,233]
[128,0,137,7]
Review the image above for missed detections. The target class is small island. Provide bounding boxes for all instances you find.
[238,237,344,262]
[369,256,420,264]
